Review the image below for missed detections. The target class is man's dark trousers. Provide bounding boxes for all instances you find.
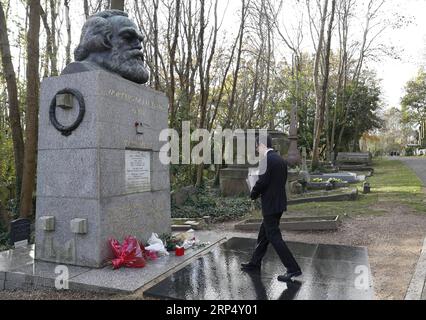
[250,212,300,272]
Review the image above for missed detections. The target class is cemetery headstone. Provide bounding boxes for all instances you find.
[9,218,31,248]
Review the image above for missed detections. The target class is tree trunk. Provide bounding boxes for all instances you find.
[20,0,40,219]
[168,0,181,129]
[49,0,58,76]
[64,0,72,65]
[331,0,350,157]
[152,0,160,90]
[196,0,218,187]
[0,2,25,204]
[311,0,329,170]
[226,0,247,129]
[39,4,52,77]
[83,0,89,19]
[336,0,382,151]
[111,0,124,11]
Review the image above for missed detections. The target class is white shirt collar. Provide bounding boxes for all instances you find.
[264,148,274,157]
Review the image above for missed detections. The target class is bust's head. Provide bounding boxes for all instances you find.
[74,10,149,84]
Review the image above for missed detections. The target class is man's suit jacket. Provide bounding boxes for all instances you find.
[250,150,288,216]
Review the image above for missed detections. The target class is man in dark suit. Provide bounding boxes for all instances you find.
[241,135,302,282]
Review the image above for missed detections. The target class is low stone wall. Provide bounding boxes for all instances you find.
[288,189,358,205]
[336,152,372,166]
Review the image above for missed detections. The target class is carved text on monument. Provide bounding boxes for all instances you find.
[125,150,151,193]
[107,89,161,109]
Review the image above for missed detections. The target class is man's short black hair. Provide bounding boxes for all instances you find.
[255,134,273,149]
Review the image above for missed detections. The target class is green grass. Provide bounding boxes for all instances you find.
[251,159,425,219]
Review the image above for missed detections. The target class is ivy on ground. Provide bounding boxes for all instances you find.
[172,187,253,223]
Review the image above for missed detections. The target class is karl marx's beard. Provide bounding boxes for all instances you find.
[101,47,149,84]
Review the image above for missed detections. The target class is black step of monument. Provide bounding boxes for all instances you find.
[144,237,373,300]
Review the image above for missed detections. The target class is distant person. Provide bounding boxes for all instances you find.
[241,135,302,282]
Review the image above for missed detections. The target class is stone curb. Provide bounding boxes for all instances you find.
[405,237,426,300]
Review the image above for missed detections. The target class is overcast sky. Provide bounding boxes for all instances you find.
[375,0,426,108]
[216,0,426,109]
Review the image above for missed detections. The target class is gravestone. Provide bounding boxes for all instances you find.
[219,130,289,197]
[301,147,308,172]
[35,10,171,268]
[298,147,310,185]
[9,219,31,248]
[336,152,372,166]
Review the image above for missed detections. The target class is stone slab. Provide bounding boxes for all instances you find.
[288,189,358,205]
[220,237,319,259]
[235,216,340,232]
[405,237,426,300]
[336,153,372,165]
[1,233,223,294]
[307,182,349,190]
[6,261,90,289]
[68,233,224,293]
[4,280,34,291]
[0,245,35,273]
[144,237,373,300]
[310,172,363,184]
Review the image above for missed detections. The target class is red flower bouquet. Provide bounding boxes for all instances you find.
[109,236,147,269]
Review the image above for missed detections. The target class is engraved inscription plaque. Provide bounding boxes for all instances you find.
[125,150,151,193]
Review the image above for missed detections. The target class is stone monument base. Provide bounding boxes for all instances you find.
[35,71,171,268]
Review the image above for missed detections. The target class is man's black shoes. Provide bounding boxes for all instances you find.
[241,263,261,272]
[277,270,303,282]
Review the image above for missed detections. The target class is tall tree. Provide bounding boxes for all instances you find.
[20,0,41,219]
[83,0,89,18]
[330,0,353,160]
[401,69,426,124]
[311,0,336,170]
[225,0,249,129]
[111,0,124,10]
[195,0,219,187]
[64,0,71,65]
[336,0,386,152]
[0,2,25,202]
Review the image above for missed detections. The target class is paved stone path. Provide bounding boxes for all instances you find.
[393,157,426,300]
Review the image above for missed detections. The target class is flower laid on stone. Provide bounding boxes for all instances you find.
[109,236,147,270]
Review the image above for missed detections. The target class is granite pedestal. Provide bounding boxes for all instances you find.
[36,71,171,268]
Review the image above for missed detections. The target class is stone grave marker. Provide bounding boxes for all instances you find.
[9,219,31,248]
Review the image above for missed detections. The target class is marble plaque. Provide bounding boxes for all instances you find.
[125,150,151,193]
